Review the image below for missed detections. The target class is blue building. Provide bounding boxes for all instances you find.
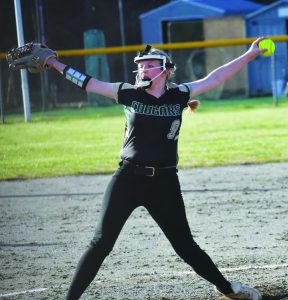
[139,0,287,97]
[140,0,263,44]
[246,0,288,96]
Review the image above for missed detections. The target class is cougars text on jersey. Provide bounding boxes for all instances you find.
[131,101,181,117]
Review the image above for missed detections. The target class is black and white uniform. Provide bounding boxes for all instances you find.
[66,83,233,300]
[118,82,189,167]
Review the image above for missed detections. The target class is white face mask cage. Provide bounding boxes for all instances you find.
[132,65,163,73]
[133,54,168,72]
[134,68,166,89]
[133,45,175,89]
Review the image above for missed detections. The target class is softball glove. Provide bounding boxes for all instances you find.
[7,42,57,73]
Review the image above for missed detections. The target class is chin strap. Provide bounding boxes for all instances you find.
[136,78,152,89]
[135,69,166,89]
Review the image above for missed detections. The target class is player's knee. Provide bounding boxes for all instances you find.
[89,236,114,256]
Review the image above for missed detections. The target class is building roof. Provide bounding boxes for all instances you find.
[246,0,288,19]
[140,0,264,19]
[184,0,263,14]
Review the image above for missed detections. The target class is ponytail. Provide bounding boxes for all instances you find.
[187,99,200,113]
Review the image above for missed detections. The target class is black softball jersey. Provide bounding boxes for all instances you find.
[114,82,192,167]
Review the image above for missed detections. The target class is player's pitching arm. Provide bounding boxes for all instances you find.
[187,37,267,98]
[47,57,116,100]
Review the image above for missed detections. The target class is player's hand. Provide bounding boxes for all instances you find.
[247,37,267,59]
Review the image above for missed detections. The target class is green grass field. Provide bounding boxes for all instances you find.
[1,97,287,180]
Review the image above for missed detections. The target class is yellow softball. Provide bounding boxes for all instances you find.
[258,39,275,57]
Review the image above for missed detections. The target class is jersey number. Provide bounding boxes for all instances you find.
[167,119,181,140]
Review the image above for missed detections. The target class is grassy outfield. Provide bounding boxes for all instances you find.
[0,97,287,180]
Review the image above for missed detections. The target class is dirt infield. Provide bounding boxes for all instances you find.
[1,163,288,300]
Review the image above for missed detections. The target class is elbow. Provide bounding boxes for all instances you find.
[207,77,223,91]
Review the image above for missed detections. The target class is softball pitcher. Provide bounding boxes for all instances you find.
[7,37,268,300]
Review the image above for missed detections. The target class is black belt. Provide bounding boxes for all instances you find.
[121,160,177,177]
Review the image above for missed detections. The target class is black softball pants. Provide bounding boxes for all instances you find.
[66,162,232,299]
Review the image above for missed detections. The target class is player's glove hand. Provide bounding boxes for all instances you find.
[6,42,58,73]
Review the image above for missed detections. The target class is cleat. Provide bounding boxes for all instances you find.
[215,282,262,300]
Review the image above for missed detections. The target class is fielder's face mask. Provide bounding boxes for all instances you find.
[133,45,175,89]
